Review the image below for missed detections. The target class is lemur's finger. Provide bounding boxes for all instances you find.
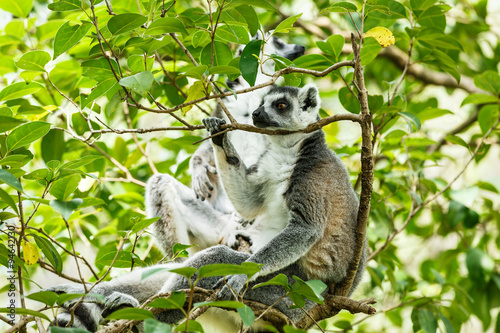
[205,164,218,175]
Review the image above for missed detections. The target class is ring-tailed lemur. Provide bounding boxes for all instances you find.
[148,33,305,257]
[48,85,366,332]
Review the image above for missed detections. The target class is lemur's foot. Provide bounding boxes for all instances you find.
[202,118,226,147]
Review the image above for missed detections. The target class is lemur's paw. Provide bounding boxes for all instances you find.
[227,231,253,252]
[202,117,226,136]
[102,292,140,318]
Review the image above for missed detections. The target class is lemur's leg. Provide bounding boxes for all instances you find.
[146,174,242,257]
[48,264,174,331]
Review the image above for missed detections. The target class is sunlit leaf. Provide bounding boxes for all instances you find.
[0,82,43,102]
[23,241,39,265]
[15,51,51,72]
[53,21,93,59]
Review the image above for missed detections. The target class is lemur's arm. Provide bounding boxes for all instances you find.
[203,118,264,219]
[189,141,218,200]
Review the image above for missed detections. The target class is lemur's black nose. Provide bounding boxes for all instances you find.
[252,107,263,119]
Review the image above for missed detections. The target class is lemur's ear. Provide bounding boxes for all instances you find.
[298,84,320,112]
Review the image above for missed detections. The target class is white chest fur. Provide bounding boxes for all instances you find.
[249,136,303,251]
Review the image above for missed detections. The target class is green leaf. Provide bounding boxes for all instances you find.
[0,116,24,133]
[182,81,207,113]
[360,37,383,66]
[41,129,65,163]
[143,319,172,333]
[81,78,117,109]
[198,262,261,279]
[33,235,63,274]
[192,30,211,48]
[175,320,204,333]
[411,0,437,10]
[148,291,186,310]
[461,93,498,106]
[50,174,81,201]
[59,155,104,170]
[399,112,421,132]
[415,108,453,121]
[169,266,198,279]
[238,305,255,328]
[106,308,155,320]
[273,14,302,34]
[48,0,82,11]
[339,87,360,114]
[235,5,259,36]
[0,0,33,18]
[174,156,191,177]
[445,135,469,150]
[145,17,188,35]
[418,309,437,333]
[208,66,241,76]
[81,58,120,81]
[6,121,51,153]
[0,169,23,192]
[53,21,93,59]
[369,0,407,19]
[95,251,138,268]
[0,82,43,102]
[466,248,494,283]
[184,66,208,80]
[290,277,326,304]
[438,312,456,333]
[131,217,160,234]
[26,291,59,307]
[108,14,147,35]
[0,307,49,321]
[50,198,83,221]
[0,187,19,214]
[119,71,155,96]
[15,51,51,72]
[478,105,499,135]
[200,41,233,67]
[172,243,193,259]
[329,35,344,60]
[216,25,250,44]
[293,54,333,70]
[128,55,154,73]
[253,273,290,290]
[239,39,262,87]
[327,2,358,12]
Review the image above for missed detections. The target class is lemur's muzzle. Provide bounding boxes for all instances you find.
[289,45,305,61]
[252,107,279,128]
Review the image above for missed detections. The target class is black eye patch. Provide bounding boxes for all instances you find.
[272,98,290,111]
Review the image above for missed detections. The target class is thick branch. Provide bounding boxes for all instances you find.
[95,288,375,333]
[335,34,374,297]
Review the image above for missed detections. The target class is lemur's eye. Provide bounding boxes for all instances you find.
[277,103,287,109]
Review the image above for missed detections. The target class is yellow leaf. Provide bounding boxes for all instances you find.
[364,27,395,48]
[23,241,39,265]
[182,81,207,115]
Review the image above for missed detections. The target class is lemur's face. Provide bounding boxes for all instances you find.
[252,84,320,131]
[266,36,305,61]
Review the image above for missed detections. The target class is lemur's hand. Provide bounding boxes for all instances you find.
[191,155,217,201]
[202,117,226,147]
